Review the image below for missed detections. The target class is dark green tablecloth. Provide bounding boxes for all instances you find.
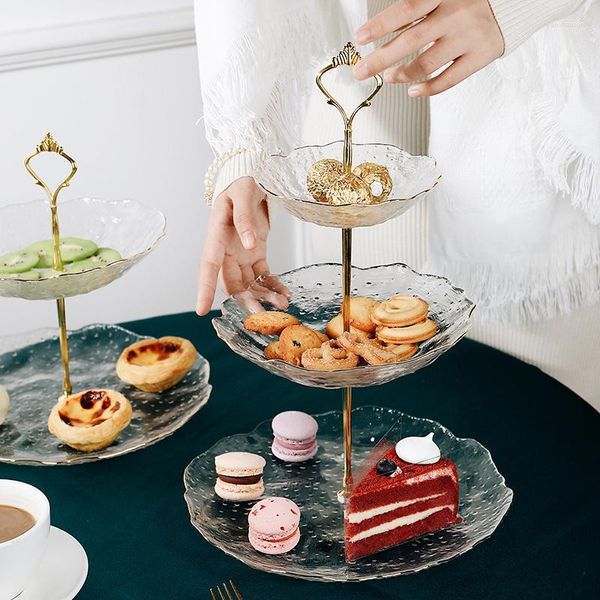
[1,312,598,599]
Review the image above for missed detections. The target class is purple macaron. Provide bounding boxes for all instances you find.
[271,411,318,463]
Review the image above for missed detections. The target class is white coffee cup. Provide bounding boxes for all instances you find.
[0,479,51,599]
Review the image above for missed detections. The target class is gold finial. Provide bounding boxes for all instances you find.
[36,132,63,154]
[332,42,362,67]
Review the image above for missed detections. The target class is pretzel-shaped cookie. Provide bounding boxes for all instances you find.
[371,295,429,327]
[301,340,359,371]
[336,332,399,365]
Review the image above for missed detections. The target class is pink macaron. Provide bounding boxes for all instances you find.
[271,411,318,463]
[248,496,301,555]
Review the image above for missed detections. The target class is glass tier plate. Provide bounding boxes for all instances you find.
[0,324,211,465]
[213,263,474,389]
[256,142,441,229]
[184,406,513,582]
[0,197,165,300]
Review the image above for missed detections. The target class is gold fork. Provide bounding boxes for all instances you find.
[209,580,244,600]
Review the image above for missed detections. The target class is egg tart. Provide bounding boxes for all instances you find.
[116,336,197,392]
[48,389,132,452]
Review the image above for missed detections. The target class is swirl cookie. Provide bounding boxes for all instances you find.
[279,325,323,366]
[376,319,437,344]
[244,311,300,336]
[371,296,429,327]
[301,340,359,371]
[306,158,344,202]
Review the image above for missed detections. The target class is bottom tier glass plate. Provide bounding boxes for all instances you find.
[0,324,212,465]
[184,406,512,582]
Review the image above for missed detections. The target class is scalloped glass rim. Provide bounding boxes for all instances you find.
[0,197,166,300]
[183,406,513,582]
[0,323,211,465]
[213,263,475,389]
[256,141,441,229]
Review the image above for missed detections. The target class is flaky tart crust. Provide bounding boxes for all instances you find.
[116,336,197,392]
[48,389,132,452]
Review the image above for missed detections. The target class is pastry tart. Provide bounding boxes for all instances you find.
[116,336,197,392]
[48,389,132,452]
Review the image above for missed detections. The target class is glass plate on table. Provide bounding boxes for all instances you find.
[213,263,475,389]
[184,406,513,582]
[256,141,441,229]
[0,324,211,465]
[0,197,165,300]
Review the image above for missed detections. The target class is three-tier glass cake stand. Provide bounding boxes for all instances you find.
[184,44,513,581]
[0,134,212,465]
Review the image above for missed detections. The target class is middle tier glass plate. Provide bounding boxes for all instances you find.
[213,263,474,389]
[0,324,212,465]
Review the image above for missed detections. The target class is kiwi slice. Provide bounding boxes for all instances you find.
[65,247,122,273]
[0,250,40,274]
[26,238,98,268]
[35,268,61,279]
[2,269,41,280]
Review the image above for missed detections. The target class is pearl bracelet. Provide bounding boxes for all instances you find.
[204,148,244,206]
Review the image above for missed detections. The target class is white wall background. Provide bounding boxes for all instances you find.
[0,0,298,336]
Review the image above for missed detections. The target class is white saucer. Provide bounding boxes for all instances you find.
[21,526,88,600]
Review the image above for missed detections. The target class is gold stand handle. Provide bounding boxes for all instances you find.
[316,44,384,500]
[24,133,78,398]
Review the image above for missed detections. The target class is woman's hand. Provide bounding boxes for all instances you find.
[196,177,272,315]
[353,0,504,96]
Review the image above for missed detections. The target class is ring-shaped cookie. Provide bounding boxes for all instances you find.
[301,340,359,371]
[337,332,398,365]
[376,319,438,344]
[371,295,429,327]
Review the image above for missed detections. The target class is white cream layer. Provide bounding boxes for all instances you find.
[348,504,454,543]
[403,466,457,486]
[347,493,445,524]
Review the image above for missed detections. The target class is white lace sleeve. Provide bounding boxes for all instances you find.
[194,0,343,201]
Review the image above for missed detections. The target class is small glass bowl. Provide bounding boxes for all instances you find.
[0,197,166,300]
[212,263,474,389]
[256,141,441,229]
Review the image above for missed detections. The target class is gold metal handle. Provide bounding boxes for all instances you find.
[315,42,383,170]
[24,133,78,398]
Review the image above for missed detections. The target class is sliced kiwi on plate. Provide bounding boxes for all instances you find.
[0,250,40,274]
[2,269,41,280]
[25,237,98,268]
[65,248,122,273]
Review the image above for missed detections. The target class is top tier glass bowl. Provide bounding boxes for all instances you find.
[0,197,165,300]
[257,141,440,229]
[213,263,475,389]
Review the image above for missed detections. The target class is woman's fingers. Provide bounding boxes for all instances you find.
[354,15,444,80]
[407,54,481,96]
[231,179,266,251]
[355,0,440,45]
[383,36,461,83]
[196,201,229,316]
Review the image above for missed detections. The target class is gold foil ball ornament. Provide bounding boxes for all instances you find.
[353,162,393,203]
[325,172,372,205]
[307,158,344,202]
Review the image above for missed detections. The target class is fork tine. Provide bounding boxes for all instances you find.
[210,589,218,600]
[229,580,243,600]
[216,585,226,600]
[222,582,235,600]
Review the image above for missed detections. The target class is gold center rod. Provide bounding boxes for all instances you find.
[341,227,353,496]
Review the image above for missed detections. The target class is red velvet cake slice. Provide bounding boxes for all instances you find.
[345,433,461,561]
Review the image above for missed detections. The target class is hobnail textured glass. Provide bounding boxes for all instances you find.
[256,142,441,229]
[184,406,513,582]
[212,263,474,389]
[0,197,166,300]
[0,324,211,465]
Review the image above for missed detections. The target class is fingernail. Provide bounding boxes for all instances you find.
[383,70,395,83]
[408,85,422,97]
[353,60,370,79]
[355,26,370,44]
[241,231,256,250]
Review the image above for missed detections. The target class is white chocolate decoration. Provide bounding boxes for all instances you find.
[395,432,440,465]
[0,385,9,426]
